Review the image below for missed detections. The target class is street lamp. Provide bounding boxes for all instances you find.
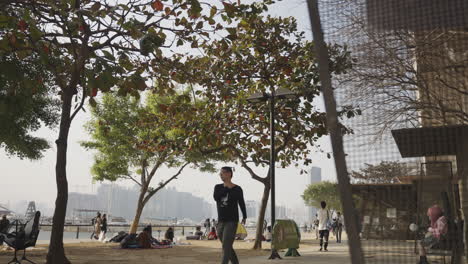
[247,88,297,260]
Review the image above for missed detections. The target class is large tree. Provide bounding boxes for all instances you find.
[194,14,356,249]
[82,92,222,233]
[0,0,252,262]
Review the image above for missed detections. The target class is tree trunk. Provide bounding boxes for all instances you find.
[46,91,73,264]
[307,1,365,263]
[129,189,147,234]
[253,180,270,250]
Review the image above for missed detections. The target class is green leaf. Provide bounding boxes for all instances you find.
[89,97,97,107]
[226,27,237,36]
[176,39,184,46]
[210,6,217,18]
[102,50,115,61]
[91,2,101,12]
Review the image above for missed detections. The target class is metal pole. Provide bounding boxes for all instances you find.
[270,94,275,230]
[76,226,79,239]
[268,93,281,260]
[306,1,365,263]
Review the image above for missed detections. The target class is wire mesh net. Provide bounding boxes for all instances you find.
[317,0,468,263]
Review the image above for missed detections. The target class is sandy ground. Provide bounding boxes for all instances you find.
[2,232,436,263]
[0,237,354,264]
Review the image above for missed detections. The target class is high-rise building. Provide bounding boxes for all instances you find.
[307,167,322,220]
[244,200,258,220]
[67,184,213,223]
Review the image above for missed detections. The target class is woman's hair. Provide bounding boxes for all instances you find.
[221,166,234,177]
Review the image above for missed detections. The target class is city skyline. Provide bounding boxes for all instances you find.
[0,0,336,224]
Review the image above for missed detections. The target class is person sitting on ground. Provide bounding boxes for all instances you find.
[186,226,204,240]
[207,227,218,240]
[264,226,272,242]
[137,226,153,249]
[417,205,448,264]
[165,227,174,242]
[195,226,204,237]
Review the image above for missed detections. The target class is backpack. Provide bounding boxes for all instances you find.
[120,233,138,248]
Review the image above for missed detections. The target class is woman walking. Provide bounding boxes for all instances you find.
[94,212,102,240]
[99,214,107,242]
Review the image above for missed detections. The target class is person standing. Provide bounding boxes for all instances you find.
[204,218,211,236]
[335,212,343,243]
[94,212,102,240]
[0,215,9,233]
[212,219,217,231]
[213,166,247,264]
[99,214,108,242]
[317,201,331,251]
[314,216,319,239]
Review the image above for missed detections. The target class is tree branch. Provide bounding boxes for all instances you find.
[125,174,142,187]
[143,162,190,205]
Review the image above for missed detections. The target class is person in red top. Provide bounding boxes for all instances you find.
[418,205,448,264]
[208,227,218,240]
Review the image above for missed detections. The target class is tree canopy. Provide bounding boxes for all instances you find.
[0,54,59,159]
[302,181,342,212]
[195,15,356,173]
[350,161,408,184]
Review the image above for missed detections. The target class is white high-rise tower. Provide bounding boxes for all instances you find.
[307,167,322,221]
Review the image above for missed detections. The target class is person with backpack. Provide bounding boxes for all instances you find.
[317,201,332,251]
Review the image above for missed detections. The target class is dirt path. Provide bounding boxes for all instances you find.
[0,238,354,264]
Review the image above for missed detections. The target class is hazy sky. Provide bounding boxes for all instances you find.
[0,0,337,212]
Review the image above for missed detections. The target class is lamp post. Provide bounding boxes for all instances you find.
[247,88,297,260]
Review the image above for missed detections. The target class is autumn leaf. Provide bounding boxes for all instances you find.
[17,20,27,31]
[151,1,164,11]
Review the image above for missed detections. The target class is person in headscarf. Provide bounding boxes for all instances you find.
[418,205,448,264]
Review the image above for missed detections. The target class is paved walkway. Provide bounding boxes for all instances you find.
[243,242,351,264]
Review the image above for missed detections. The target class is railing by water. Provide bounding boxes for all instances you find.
[39,224,201,239]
